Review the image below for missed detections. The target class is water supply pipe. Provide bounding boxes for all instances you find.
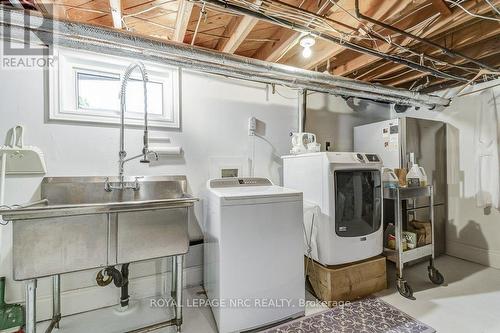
[298,89,307,132]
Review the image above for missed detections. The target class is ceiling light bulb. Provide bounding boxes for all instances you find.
[299,35,316,48]
[302,46,312,58]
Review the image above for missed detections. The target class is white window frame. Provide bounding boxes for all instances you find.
[49,48,180,128]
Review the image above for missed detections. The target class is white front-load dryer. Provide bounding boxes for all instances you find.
[283,152,383,266]
[203,178,304,333]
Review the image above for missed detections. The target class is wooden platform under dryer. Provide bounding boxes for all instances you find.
[306,255,387,305]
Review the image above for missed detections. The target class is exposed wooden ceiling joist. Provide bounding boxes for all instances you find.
[331,0,497,77]
[358,18,500,82]
[17,0,500,92]
[252,0,334,62]
[215,15,258,53]
[419,53,500,92]
[281,0,413,71]
[430,0,452,17]
[109,0,123,29]
[382,37,500,87]
[173,0,193,42]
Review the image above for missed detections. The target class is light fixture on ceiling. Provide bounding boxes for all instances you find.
[299,35,315,58]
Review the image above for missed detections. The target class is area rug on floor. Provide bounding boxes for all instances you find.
[260,297,435,333]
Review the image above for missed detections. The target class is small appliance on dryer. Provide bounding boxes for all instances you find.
[283,152,383,266]
[203,178,304,333]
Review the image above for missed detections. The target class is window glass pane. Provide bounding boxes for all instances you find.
[335,170,381,237]
[126,79,163,115]
[77,72,120,111]
[77,72,163,115]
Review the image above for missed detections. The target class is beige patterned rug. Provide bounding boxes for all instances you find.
[260,297,435,333]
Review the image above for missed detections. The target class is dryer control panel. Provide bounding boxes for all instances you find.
[355,153,381,163]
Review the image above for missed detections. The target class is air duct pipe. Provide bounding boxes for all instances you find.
[0,6,450,108]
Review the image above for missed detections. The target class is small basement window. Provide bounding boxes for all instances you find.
[49,48,180,128]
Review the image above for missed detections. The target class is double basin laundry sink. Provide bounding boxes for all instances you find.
[0,176,197,281]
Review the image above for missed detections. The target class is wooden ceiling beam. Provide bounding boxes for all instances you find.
[418,54,500,92]
[109,0,123,29]
[383,38,500,87]
[331,0,494,77]
[284,0,412,71]
[360,19,500,82]
[215,15,258,53]
[430,0,452,17]
[214,0,265,53]
[251,0,333,62]
[281,40,346,70]
[8,0,24,9]
[173,0,194,42]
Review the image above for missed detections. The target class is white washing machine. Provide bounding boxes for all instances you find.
[283,152,383,266]
[203,178,304,333]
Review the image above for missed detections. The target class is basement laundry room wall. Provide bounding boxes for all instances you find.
[305,93,392,151]
[0,48,298,319]
[306,80,500,269]
[400,80,500,269]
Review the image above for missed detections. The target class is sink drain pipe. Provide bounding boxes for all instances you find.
[96,264,130,308]
[120,264,130,308]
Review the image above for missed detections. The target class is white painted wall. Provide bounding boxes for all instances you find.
[306,80,500,269]
[398,81,500,269]
[0,56,298,320]
[305,93,391,151]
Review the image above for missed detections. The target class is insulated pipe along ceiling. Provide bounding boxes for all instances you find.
[0,6,450,108]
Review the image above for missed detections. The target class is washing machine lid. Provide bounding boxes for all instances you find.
[208,178,302,204]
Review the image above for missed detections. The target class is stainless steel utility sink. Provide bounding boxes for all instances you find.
[1,176,198,281]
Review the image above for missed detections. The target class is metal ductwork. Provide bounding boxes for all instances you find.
[0,6,450,108]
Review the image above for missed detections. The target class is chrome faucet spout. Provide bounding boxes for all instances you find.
[108,61,152,191]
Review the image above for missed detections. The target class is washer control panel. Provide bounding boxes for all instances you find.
[210,178,272,188]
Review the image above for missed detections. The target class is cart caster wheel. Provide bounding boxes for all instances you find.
[397,280,414,299]
[428,266,444,285]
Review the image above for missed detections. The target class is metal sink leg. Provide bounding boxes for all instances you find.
[25,279,37,333]
[45,275,62,333]
[53,275,61,328]
[171,256,177,298]
[175,255,183,332]
[125,254,185,333]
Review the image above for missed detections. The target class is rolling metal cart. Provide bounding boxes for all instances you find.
[383,185,444,299]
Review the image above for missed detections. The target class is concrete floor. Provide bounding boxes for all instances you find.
[38,255,500,333]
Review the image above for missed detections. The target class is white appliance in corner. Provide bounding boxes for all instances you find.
[283,152,383,266]
[203,178,304,333]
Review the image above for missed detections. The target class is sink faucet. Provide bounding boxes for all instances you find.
[105,62,159,192]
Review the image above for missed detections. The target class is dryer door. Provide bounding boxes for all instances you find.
[334,169,381,237]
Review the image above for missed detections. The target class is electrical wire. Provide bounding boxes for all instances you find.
[444,0,500,22]
[122,0,177,18]
[191,2,206,46]
[484,0,500,15]
[273,86,299,99]
[202,0,484,79]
